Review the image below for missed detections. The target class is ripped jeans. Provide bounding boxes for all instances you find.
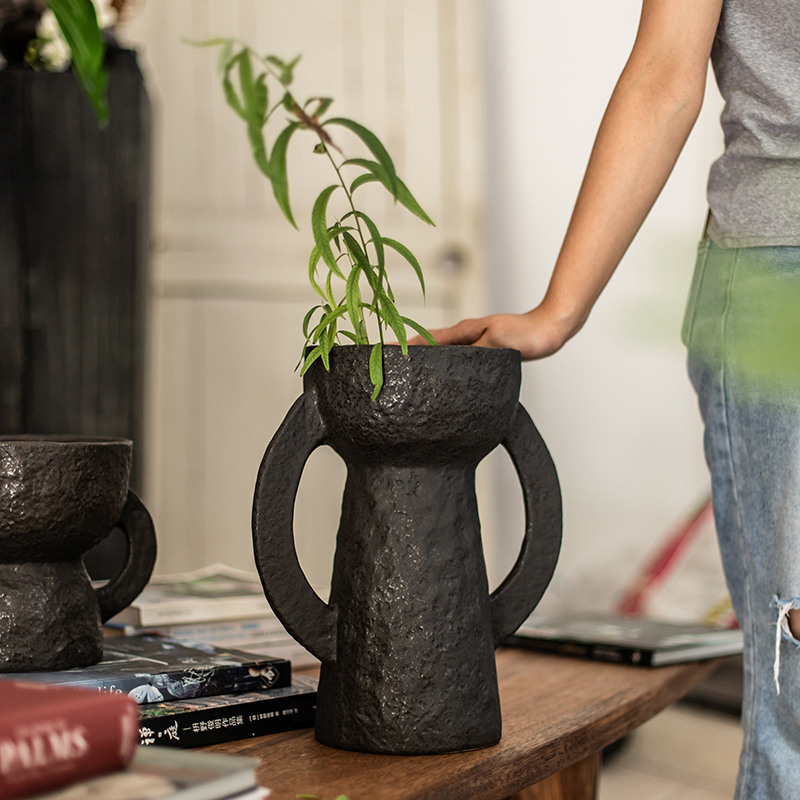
[683,239,800,800]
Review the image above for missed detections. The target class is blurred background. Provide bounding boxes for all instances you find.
[1,0,728,619]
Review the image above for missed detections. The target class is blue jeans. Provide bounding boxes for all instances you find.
[683,239,800,799]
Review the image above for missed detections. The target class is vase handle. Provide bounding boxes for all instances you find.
[252,389,337,664]
[95,490,158,622]
[490,403,562,647]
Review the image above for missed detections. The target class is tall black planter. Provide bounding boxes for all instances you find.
[0,49,151,578]
[253,345,562,755]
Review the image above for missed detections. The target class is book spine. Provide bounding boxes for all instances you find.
[0,692,139,800]
[68,659,292,703]
[138,694,317,748]
[505,636,656,666]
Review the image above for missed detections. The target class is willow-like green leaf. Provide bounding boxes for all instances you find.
[401,316,437,346]
[268,122,299,228]
[344,159,434,226]
[254,73,268,122]
[186,37,230,47]
[302,305,323,340]
[320,327,334,370]
[324,269,336,308]
[341,231,380,297]
[380,297,408,353]
[325,119,398,196]
[48,0,107,124]
[311,186,342,277]
[305,96,334,117]
[344,211,385,282]
[221,53,247,120]
[311,305,348,342]
[369,342,384,400]
[345,265,366,343]
[383,237,426,299]
[215,39,234,74]
[267,53,301,85]
[299,345,323,375]
[233,51,270,177]
[307,247,327,300]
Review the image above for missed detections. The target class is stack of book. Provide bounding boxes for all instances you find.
[0,636,317,750]
[105,563,318,668]
[1,678,267,799]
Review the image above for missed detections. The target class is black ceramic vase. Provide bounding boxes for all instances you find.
[252,346,561,755]
[0,436,157,672]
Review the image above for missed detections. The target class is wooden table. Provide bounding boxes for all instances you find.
[208,648,719,800]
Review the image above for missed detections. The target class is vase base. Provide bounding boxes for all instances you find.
[314,726,502,756]
[0,561,103,672]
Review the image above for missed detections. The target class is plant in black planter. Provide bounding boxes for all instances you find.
[202,38,563,756]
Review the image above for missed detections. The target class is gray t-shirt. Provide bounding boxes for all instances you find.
[707,0,800,248]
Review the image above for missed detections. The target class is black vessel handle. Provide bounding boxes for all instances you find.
[95,490,157,622]
[490,403,562,646]
[251,389,337,664]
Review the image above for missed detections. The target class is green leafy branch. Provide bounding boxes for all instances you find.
[193,39,437,398]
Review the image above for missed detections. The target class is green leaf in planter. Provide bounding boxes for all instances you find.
[187,37,230,47]
[235,51,270,177]
[369,342,384,401]
[302,305,323,340]
[266,53,301,86]
[324,118,398,196]
[401,315,438,345]
[221,54,247,121]
[379,296,408,353]
[383,237,426,299]
[311,305,348,342]
[312,186,343,277]
[216,39,234,74]
[345,265,366,343]
[343,211,385,289]
[341,231,379,298]
[324,268,336,308]
[308,247,327,300]
[347,159,435,226]
[305,96,334,118]
[268,122,300,228]
[299,345,323,375]
[48,0,107,125]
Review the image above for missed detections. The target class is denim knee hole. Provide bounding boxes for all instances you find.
[771,596,800,694]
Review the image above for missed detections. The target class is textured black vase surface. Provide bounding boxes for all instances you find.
[252,345,562,754]
[0,436,157,671]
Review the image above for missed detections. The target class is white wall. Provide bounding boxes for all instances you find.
[481,0,727,615]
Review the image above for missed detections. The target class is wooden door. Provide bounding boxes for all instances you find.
[126,0,490,588]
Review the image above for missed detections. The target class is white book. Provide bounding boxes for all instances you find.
[106,564,273,627]
[31,746,265,800]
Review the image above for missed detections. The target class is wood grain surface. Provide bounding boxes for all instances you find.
[206,648,718,800]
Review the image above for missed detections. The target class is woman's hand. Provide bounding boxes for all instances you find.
[409,303,585,361]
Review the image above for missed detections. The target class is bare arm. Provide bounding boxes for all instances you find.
[420,0,723,359]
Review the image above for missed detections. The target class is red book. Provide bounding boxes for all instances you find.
[0,680,139,800]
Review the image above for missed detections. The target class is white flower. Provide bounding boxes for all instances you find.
[39,36,71,71]
[34,9,71,72]
[37,9,62,40]
[92,0,119,30]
